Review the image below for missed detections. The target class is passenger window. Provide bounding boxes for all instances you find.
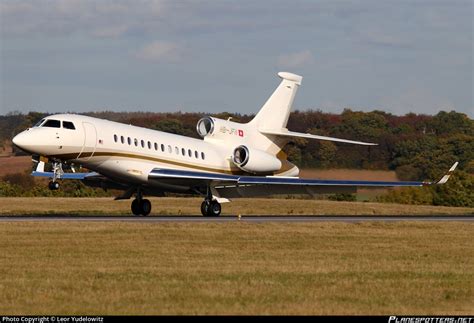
[201,152,205,160]
[168,145,172,153]
[42,119,61,128]
[181,148,185,156]
[175,147,179,155]
[188,149,192,157]
[195,151,198,158]
[63,121,76,130]
[114,134,118,142]
[127,137,131,145]
[141,140,145,148]
[121,136,125,144]
[134,138,138,146]
[161,144,165,152]
[154,142,158,150]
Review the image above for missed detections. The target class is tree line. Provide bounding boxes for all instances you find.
[1,109,472,206]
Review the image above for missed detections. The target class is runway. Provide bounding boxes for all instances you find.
[0,215,473,222]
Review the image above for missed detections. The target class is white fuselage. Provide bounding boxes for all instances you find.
[12,114,298,189]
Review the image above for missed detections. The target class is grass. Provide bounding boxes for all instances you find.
[0,221,472,314]
[0,197,473,215]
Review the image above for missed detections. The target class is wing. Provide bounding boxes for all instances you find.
[148,162,458,199]
[31,158,99,180]
[32,171,99,180]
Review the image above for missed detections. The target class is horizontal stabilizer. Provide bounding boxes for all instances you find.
[259,128,377,146]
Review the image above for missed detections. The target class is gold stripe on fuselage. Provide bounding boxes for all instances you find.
[50,151,296,176]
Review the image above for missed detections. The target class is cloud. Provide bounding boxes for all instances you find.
[0,0,165,38]
[92,25,130,38]
[2,1,472,117]
[134,41,181,62]
[277,50,314,68]
[358,28,413,48]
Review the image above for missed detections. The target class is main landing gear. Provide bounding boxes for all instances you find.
[131,188,151,216]
[201,199,221,217]
[200,185,222,217]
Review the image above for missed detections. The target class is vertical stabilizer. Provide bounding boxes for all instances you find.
[249,72,302,130]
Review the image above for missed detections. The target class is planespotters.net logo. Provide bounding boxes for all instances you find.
[389,317,473,323]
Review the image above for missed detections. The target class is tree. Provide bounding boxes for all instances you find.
[316,141,337,168]
[151,119,195,137]
[428,111,473,136]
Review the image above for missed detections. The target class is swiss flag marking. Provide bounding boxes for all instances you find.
[238,130,244,137]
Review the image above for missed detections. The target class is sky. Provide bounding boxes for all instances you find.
[1,0,473,117]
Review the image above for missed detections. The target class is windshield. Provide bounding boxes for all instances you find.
[63,121,76,130]
[42,119,61,128]
[34,119,46,127]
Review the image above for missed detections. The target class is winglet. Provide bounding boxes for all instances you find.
[437,162,459,184]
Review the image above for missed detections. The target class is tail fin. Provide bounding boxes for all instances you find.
[249,72,302,130]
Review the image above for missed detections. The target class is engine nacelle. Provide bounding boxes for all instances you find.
[196,117,215,137]
[232,145,282,174]
[196,117,247,140]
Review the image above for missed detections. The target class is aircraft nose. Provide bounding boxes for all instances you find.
[12,131,29,149]
[12,129,39,154]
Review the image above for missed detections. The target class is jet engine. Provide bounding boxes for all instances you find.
[196,117,247,140]
[232,145,282,174]
[196,117,215,137]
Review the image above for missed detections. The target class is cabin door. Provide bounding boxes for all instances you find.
[77,122,97,160]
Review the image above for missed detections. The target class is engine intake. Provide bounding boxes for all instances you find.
[233,145,249,166]
[196,117,214,138]
[232,145,281,174]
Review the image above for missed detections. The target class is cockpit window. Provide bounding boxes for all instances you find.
[34,119,46,127]
[42,119,61,128]
[63,121,76,130]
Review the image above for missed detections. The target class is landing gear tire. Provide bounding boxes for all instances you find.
[131,198,152,216]
[140,199,152,216]
[131,199,141,216]
[209,201,221,217]
[48,181,60,190]
[201,200,221,217]
[201,201,209,216]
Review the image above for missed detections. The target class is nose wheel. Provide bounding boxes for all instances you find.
[201,200,221,217]
[48,181,60,190]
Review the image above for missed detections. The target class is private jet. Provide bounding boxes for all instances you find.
[12,72,458,216]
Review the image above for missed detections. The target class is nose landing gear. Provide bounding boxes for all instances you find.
[48,160,64,191]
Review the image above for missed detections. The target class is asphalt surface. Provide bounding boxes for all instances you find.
[0,215,473,222]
